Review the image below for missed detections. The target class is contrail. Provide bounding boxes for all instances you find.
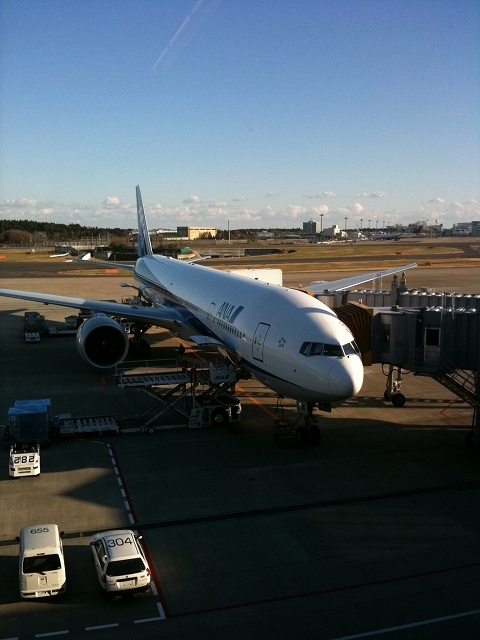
[153,0,205,71]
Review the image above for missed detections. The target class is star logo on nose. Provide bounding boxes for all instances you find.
[278,337,286,348]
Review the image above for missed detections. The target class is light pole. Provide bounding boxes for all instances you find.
[360,218,363,233]
[320,213,324,238]
[344,217,348,236]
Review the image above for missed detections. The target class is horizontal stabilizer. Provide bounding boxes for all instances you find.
[74,257,135,271]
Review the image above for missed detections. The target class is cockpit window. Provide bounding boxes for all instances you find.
[310,343,324,356]
[323,343,343,357]
[300,342,344,357]
[300,342,312,356]
[343,341,360,356]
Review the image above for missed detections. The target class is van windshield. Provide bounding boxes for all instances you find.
[23,554,61,573]
[106,558,145,577]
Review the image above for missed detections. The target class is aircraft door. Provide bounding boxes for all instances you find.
[423,327,440,366]
[253,323,270,362]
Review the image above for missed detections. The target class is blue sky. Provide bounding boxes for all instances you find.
[0,0,478,230]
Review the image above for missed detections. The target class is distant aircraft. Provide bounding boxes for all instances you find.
[0,187,416,413]
[371,232,419,241]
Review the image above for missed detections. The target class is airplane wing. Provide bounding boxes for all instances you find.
[74,257,136,271]
[190,335,227,347]
[0,288,183,330]
[307,262,417,293]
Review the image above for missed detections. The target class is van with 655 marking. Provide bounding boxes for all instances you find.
[18,524,66,598]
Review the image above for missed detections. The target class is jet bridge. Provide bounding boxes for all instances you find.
[115,359,241,431]
[337,302,480,443]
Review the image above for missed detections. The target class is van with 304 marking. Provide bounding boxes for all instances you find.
[18,524,66,598]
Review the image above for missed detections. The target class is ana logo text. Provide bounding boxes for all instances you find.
[216,302,245,324]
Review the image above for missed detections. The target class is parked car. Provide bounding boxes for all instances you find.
[90,529,151,598]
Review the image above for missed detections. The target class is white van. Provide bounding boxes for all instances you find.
[18,524,66,598]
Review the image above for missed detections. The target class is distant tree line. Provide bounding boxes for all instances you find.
[0,219,130,238]
[0,219,130,245]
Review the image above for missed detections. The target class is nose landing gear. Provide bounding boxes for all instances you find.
[296,401,322,445]
[273,398,322,446]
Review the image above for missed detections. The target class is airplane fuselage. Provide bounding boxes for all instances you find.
[134,254,364,403]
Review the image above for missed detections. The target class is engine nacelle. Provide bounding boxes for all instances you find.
[76,315,129,369]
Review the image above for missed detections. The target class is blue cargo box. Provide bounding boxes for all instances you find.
[8,403,51,443]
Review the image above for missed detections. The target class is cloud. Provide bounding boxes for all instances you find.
[183,195,202,205]
[346,203,364,214]
[103,196,120,206]
[265,191,280,197]
[232,196,247,202]
[102,196,133,211]
[447,201,480,220]
[357,191,388,198]
[428,197,445,204]
[1,198,38,208]
[309,205,329,215]
[304,191,336,199]
[282,204,306,219]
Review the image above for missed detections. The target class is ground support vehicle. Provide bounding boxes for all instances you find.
[23,311,46,342]
[4,399,52,447]
[56,414,119,437]
[189,388,241,428]
[9,443,40,477]
[116,360,241,431]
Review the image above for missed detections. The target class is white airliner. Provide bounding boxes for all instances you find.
[0,187,416,409]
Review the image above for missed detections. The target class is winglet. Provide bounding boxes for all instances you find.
[136,185,153,257]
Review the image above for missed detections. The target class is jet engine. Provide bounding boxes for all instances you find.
[76,314,129,369]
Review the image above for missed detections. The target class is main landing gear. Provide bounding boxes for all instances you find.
[128,323,153,358]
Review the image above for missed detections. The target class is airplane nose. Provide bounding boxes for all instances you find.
[328,358,363,399]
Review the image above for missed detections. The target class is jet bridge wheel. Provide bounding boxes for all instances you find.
[391,393,406,407]
[465,431,477,448]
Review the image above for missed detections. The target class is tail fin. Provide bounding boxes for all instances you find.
[136,185,153,257]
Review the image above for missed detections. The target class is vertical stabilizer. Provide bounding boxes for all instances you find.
[136,185,153,257]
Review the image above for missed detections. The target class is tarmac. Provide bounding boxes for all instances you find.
[0,269,480,639]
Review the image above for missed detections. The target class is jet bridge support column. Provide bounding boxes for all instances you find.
[384,365,406,407]
[466,373,480,448]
